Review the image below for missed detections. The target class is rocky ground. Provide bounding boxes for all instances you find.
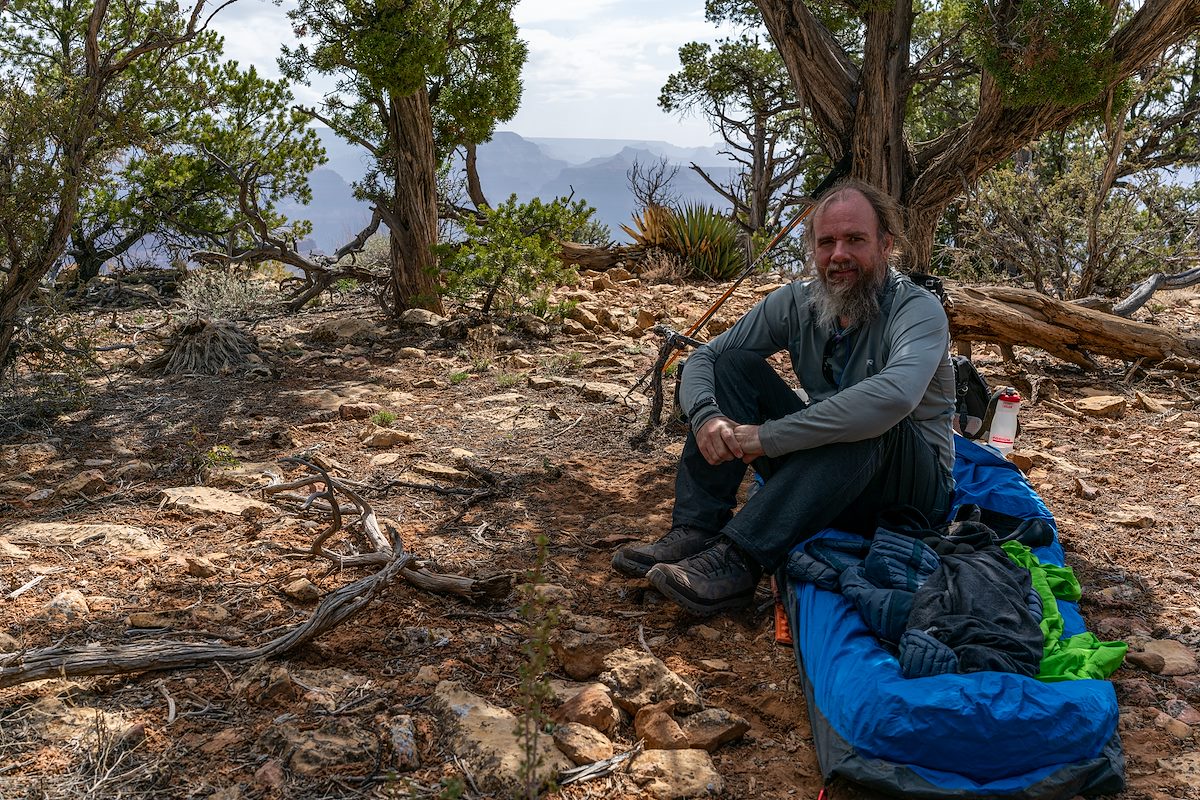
[2,269,1200,800]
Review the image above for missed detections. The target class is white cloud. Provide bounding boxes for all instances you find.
[513,0,622,25]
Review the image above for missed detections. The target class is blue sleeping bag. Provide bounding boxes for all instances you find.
[782,436,1125,798]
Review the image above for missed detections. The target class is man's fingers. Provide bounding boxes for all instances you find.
[720,427,743,459]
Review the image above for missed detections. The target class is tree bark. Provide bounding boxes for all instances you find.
[384,87,444,315]
[464,141,489,210]
[756,0,1200,270]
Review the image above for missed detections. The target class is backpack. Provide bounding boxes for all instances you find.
[952,355,1003,440]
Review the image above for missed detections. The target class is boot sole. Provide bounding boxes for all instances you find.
[647,568,757,616]
[611,550,654,578]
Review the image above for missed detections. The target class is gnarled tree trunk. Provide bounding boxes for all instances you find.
[383,87,443,315]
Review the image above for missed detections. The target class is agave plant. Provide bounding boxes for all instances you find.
[666,203,745,281]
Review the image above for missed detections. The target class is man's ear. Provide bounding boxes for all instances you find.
[881,233,894,254]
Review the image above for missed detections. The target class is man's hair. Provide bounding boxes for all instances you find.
[803,178,908,265]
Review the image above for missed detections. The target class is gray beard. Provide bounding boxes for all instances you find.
[810,266,890,330]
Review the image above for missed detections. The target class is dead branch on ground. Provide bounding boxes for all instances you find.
[0,458,508,689]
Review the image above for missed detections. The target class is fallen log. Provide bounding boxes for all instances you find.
[945,281,1200,371]
[558,241,643,271]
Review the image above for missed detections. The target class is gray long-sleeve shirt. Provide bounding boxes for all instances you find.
[679,269,956,479]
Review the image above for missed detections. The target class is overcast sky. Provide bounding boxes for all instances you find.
[208,0,730,146]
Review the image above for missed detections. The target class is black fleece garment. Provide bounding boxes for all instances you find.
[907,546,1044,677]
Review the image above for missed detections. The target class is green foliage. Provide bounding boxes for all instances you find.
[496,373,520,388]
[280,0,528,314]
[952,0,1116,107]
[449,370,469,384]
[514,532,560,799]
[944,146,1199,298]
[370,410,397,427]
[668,204,746,280]
[440,195,602,317]
[186,427,239,482]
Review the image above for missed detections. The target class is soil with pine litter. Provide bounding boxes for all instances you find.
[2,271,1200,800]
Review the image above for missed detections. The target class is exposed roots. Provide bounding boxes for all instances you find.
[145,317,263,375]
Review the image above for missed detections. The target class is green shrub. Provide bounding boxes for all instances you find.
[449,370,469,384]
[370,410,397,426]
[441,194,608,317]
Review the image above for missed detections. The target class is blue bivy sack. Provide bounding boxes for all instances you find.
[782,435,1125,799]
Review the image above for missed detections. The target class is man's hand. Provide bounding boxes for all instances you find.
[696,416,743,465]
[732,424,764,464]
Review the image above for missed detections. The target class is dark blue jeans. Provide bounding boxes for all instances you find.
[673,350,951,572]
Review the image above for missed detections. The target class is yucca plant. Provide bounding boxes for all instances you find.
[667,203,745,280]
[620,203,675,248]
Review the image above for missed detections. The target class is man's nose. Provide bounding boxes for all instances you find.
[831,239,851,260]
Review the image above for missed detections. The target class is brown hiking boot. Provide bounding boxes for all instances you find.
[611,525,720,578]
[647,537,763,616]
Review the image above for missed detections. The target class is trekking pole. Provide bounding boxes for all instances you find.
[659,202,815,376]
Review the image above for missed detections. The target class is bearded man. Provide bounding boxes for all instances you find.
[613,179,956,616]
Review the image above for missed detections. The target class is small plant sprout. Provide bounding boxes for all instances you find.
[370,410,397,427]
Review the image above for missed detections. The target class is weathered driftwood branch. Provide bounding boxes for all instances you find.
[945,281,1200,370]
[558,241,644,272]
[0,459,509,689]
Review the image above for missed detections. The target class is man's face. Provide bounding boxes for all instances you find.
[812,190,893,292]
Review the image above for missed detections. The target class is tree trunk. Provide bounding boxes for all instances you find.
[385,87,443,315]
[756,0,1200,271]
[464,142,489,210]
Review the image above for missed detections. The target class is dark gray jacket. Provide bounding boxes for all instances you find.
[679,269,956,479]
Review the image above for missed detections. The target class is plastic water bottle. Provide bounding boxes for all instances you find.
[987,388,1021,455]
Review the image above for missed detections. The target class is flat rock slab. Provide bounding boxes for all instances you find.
[1128,639,1198,676]
[627,748,724,799]
[429,680,570,793]
[1,522,160,556]
[160,486,273,516]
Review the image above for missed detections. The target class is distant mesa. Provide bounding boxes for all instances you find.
[282,129,737,253]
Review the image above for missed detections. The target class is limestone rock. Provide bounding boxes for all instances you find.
[1072,395,1126,418]
[1128,639,1198,676]
[54,469,108,498]
[160,486,272,516]
[626,748,724,799]
[42,589,89,621]
[635,703,689,750]
[679,708,750,752]
[553,683,621,734]
[339,402,383,420]
[429,681,570,793]
[397,347,426,359]
[310,317,381,342]
[261,719,378,776]
[253,759,286,789]
[551,629,619,680]
[413,461,469,480]
[359,424,418,448]
[599,648,703,715]
[568,306,600,330]
[0,632,21,652]
[283,577,320,602]
[399,308,446,326]
[185,555,218,578]
[112,460,155,480]
[552,722,613,765]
